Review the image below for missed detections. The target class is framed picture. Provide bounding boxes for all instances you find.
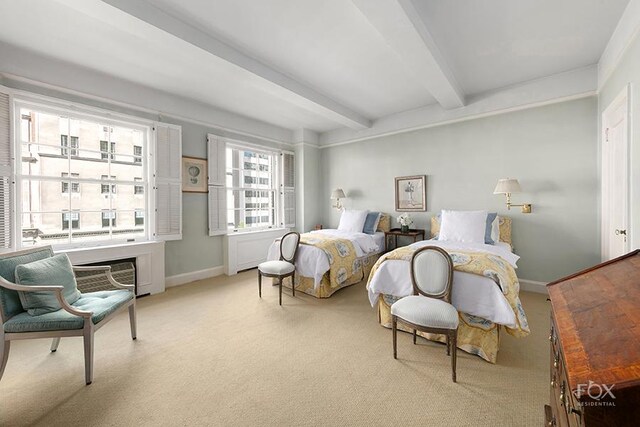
[182,157,208,193]
[395,175,426,212]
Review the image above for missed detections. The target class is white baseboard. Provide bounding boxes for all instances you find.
[520,279,548,294]
[165,265,225,288]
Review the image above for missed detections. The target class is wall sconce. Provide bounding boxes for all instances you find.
[493,179,532,213]
[331,188,346,210]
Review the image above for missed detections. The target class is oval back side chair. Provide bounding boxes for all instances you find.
[257,232,300,305]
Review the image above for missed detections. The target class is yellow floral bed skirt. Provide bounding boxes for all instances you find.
[377,295,501,363]
[280,253,380,298]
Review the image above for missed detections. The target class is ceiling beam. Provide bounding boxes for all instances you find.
[352,0,465,109]
[99,0,371,130]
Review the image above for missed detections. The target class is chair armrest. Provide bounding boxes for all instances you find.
[0,276,92,318]
[72,265,135,291]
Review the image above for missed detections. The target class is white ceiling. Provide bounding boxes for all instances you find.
[0,0,631,135]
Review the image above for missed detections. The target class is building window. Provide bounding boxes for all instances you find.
[102,210,116,228]
[61,172,80,194]
[101,175,117,194]
[100,140,116,160]
[134,177,144,195]
[134,145,142,163]
[62,211,80,230]
[60,135,79,156]
[135,210,144,226]
[16,104,148,247]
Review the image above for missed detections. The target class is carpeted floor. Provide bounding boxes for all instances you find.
[0,270,550,426]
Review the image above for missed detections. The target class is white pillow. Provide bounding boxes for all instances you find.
[439,210,488,243]
[337,209,369,233]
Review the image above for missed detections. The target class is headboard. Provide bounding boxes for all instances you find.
[430,215,512,245]
[376,213,391,232]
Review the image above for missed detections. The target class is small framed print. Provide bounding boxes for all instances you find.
[182,157,208,193]
[395,175,426,212]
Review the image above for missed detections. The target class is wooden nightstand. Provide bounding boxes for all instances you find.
[384,228,426,252]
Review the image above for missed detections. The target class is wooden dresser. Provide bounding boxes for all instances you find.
[545,250,640,426]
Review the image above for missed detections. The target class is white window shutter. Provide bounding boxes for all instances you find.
[207,134,226,186]
[0,90,13,251]
[207,134,226,236]
[154,123,182,240]
[208,187,227,236]
[281,152,295,228]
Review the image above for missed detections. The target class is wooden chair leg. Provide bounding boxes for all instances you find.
[291,272,295,297]
[258,270,262,298]
[0,338,10,382]
[413,329,417,345]
[392,316,398,359]
[50,337,61,352]
[279,277,283,305]
[83,327,94,385]
[446,334,450,356]
[451,330,457,383]
[128,303,137,340]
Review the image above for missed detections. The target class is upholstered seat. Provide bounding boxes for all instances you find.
[4,290,134,333]
[391,246,460,382]
[258,231,300,305]
[390,295,459,330]
[257,260,295,276]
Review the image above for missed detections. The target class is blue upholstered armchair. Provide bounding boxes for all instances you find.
[0,246,137,385]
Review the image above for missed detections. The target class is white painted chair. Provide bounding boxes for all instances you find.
[391,246,459,382]
[257,232,300,305]
[0,246,136,385]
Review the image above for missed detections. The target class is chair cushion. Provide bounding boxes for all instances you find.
[15,254,82,316]
[0,247,53,318]
[258,260,295,275]
[3,290,133,333]
[391,295,459,329]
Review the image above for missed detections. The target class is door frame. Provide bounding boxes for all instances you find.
[601,84,631,261]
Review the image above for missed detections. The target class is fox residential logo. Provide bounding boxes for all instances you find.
[574,381,616,406]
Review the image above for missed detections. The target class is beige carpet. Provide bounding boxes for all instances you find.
[0,271,550,426]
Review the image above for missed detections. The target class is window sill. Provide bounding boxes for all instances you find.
[226,227,288,236]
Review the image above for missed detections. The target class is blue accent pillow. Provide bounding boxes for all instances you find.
[15,254,81,316]
[485,212,498,245]
[362,212,381,234]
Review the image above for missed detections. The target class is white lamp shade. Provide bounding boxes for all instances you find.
[493,179,521,194]
[331,188,346,199]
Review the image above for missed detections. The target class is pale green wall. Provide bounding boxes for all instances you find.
[599,32,640,249]
[320,98,599,282]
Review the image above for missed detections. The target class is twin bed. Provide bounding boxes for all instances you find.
[267,211,530,363]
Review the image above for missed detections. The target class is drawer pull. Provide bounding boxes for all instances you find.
[553,354,560,369]
[547,416,556,427]
[559,381,566,406]
[550,374,556,388]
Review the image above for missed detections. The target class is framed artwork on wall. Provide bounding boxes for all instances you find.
[395,175,426,211]
[182,156,208,193]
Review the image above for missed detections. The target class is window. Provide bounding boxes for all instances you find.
[60,135,78,156]
[135,210,144,226]
[61,211,80,230]
[100,140,116,160]
[224,146,294,231]
[102,210,116,228]
[101,175,117,194]
[134,177,144,195]
[134,145,142,163]
[61,172,80,194]
[15,103,148,247]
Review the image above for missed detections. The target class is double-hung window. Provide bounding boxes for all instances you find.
[221,143,294,232]
[15,102,149,247]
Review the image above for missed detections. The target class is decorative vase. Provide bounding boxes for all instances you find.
[401,225,409,233]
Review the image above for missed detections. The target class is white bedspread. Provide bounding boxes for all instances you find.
[267,229,384,287]
[367,240,519,327]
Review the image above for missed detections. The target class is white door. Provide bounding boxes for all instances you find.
[601,85,630,260]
